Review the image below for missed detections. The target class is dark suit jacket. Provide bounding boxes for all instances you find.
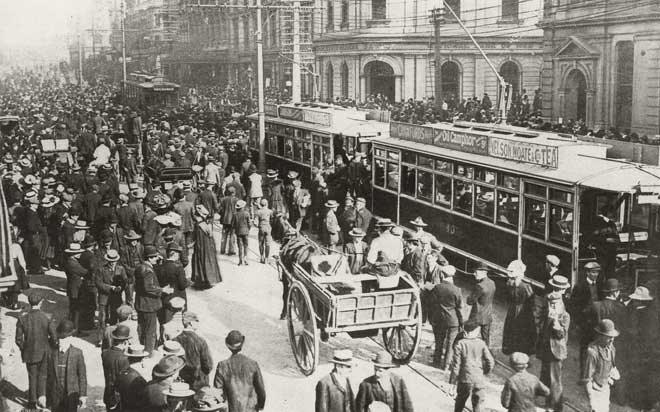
[199,189,219,216]
[64,256,87,299]
[117,205,140,232]
[102,347,130,407]
[232,210,252,236]
[400,247,425,283]
[142,379,169,412]
[157,260,189,304]
[96,263,129,305]
[173,199,195,233]
[316,373,355,412]
[214,353,266,412]
[501,370,549,412]
[134,262,162,313]
[570,280,600,329]
[117,367,147,412]
[343,241,369,274]
[536,311,570,361]
[47,345,87,402]
[219,195,237,225]
[354,209,373,237]
[15,308,57,363]
[427,281,464,327]
[468,277,496,325]
[174,330,214,390]
[355,374,413,412]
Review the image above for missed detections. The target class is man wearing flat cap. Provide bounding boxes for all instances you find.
[501,352,549,412]
[214,330,266,412]
[316,349,356,412]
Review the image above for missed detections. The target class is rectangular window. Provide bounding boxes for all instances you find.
[475,168,496,184]
[284,138,294,158]
[497,191,519,229]
[387,151,399,161]
[498,173,520,190]
[372,0,387,19]
[386,163,399,191]
[374,159,385,187]
[475,186,495,221]
[402,151,416,164]
[293,139,302,161]
[417,170,433,202]
[401,164,415,196]
[374,147,386,158]
[455,164,474,179]
[435,159,452,173]
[550,204,573,245]
[276,135,285,157]
[435,174,452,206]
[501,0,519,21]
[303,142,311,163]
[525,182,546,197]
[525,198,546,239]
[313,144,322,168]
[418,155,434,169]
[550,188,574,204]
[454,181,472,214]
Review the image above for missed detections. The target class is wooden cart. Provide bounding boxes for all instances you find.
[277,254,422,376]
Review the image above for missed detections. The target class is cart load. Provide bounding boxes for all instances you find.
[277,232,422,375]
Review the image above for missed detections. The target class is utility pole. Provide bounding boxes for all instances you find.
[121,0,127,84]
[432,7,443,110]
[292,0,301,102]
[256,0,267,172]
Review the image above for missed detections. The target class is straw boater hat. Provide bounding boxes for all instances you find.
[629,286,653,301]
[192,387,226,412]
[123,230,141,240]
[372,351,396,369]
[594,319,619,337]
[65,243,83,254]
[325,200,339,209]
[549,275,571,290]
[287,170,299,179]
[329,349,354,367]
[159,340,186,357]
[348,228,366,238]
[18,158,31,167]
[125,343,150,358]
[409,217,428,227]
[24,191,39,204]
[266,169,278,178]
[24,175,38,186]
[74,220,90,230]
[105,249,120,262]
[235,200,247,209]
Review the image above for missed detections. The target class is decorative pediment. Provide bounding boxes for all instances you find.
[555,36,599,59]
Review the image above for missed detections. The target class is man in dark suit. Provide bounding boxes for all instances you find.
[96,249,129,331]
[400,234,425,284]
[354,198,373,240]
[570,261,602,376]
[119,230,143,306]
[590,205,619,279]
[174,312,214,390]
[157,244,190,324]
[46,320,88,412]
[116,344,149,412]
[355,351,413,412]
[467,264,496,347]
[173,188,195,247]
[315,349,355,412]
[214,330,266,412]
[219,186,237,255]
[232,200,252,265]
[101,324,131,412]
[15,291,57,409]
[536,292,570,412]
[427,265,463,369]
[135,246,173,352]
[198,181,220,217]
[63,243,87,333]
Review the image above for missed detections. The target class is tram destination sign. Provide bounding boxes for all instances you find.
[390,121,489,155]
[489,137,558,168]
[278,106,332,127]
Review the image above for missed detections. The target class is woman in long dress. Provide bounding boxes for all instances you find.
[191,205,222,289]
[3,229,30,309]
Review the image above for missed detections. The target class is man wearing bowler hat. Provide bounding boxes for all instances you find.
[571,261,603,376]
[467,264,496,347]
[583,319,620,412]
[46,320,88,412]
[135,245,173,353]
[356,351,413,412]
[315,349,356,412]
[214,330,266,412]
[102,324,131,412]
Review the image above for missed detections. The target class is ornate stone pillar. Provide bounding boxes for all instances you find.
[395,75,402,102]
[360,74,366,102]
[558,89,566,122]
[586,89,596,128]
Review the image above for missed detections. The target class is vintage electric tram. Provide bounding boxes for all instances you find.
[246,103,388,185]
[370,121,660,288]
[122,72,180,109]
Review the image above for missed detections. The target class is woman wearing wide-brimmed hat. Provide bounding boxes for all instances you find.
[191,205,222,289]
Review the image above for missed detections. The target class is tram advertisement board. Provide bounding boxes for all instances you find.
[279,106,304,121]
[489,137,559,168]
[265,103,279,117]
[390,121,489,155]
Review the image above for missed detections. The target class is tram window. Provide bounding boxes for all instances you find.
[435,159,452,174]
[454,181,473,214]
[305,131,312,140]
[434,174,452,206]
[387,163,399,191]
[277,136,285,156]
[322,136,331,146]
[294,129,301,138]
[550,188,574,204]
[475,168,496,184]
[387,151,399,161]
[525,198,547,238]
[267,135,277,154]
[401,165,416,196]
[284,138,294,158]
[418,156,434,169]
[374,148,386,158]
[285,127,293,136]
[313,144,322,167]
[475,186,495,221]
[497,191,519,229]
[455,164,474,179]
[322,148,333,168]
[550,204,573,244]
[293,140,302,161]
[345,137,355,156]
[417,170,433,202]
[303,142,311,163]
[525,183,547,197]
[374,159,385,187]
[313,135,323,143]
[402,151,416,164]
[498,174,520,190]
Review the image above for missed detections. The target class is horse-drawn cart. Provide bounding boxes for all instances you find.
[277,235,422,376]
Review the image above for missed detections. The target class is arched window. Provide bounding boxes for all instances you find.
[340,62,349,98]
[326,63,334,101]
[441,61,461,101]
[499,61,521,100]
[327,0,334,30]
[615,41,634,130]
[341,0,349,28]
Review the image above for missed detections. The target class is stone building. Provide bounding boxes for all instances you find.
[313,0,544,104]
[539,0,660,135]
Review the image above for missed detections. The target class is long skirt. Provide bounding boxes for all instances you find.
[191,226,222,289]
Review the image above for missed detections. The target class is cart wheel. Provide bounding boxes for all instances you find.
[287,282,320,375]
[381,295,422,363]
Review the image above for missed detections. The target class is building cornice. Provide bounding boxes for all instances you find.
[539,13,660,29]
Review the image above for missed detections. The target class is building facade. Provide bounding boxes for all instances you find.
[162,0,316,98]
[539,0,660,135]
[313,0,544,104]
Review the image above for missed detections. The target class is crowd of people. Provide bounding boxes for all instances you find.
[0,65,658,412]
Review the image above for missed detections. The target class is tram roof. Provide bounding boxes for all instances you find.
[374,135,660,192]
